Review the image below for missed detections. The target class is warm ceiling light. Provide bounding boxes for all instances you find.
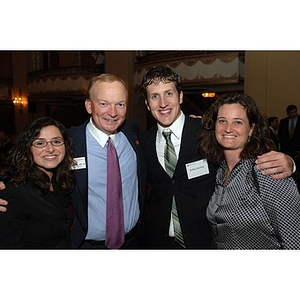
[13,97,23,105]
[202,92,215,98]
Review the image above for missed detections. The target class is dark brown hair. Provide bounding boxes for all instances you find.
[0,117,75,193]
[141,66,181,99]
[198,93,275,164]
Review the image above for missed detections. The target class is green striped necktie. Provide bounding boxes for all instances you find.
[162,130,185,248]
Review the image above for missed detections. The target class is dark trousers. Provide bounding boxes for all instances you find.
[141,236,184,249]
[80,225,140,249]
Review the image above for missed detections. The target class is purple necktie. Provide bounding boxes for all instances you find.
[105,137,125,249]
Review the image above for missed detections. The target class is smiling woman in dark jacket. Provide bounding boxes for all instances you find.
[0,117,75,249]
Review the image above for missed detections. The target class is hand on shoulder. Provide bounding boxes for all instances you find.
[256,151,294,179]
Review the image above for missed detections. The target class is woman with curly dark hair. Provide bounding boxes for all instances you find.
[198,93,300,249]
[0,117,75,248]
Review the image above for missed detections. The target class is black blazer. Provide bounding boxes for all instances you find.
[0,181,72,249]
[268,128,280,150]
[278,116,300,157]
[68,119,147,248]
[141,116,218,249]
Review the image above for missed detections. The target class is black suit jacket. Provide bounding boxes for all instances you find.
[0,181,72,249]
[141,116,217,249]
[278,116,300,157]
[68,119,147,248]
[268,128,279,150]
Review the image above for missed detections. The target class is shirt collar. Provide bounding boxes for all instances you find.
[87,117,118,147]
[290,116,298,122]
[157,111,185,142]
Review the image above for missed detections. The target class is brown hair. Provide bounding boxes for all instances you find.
[0,117,75,193]
[141,66,181,99]
[198,93,275,164]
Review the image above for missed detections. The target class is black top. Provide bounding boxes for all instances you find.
[0,181,73,249]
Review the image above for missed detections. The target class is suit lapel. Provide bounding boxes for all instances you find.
[120,121,146,211]
[175,117,194,172]
[121,125,139,152]
[175,117,202,176]
[71,122,89,213]
[295,117,300,132]
[149,126,168,176]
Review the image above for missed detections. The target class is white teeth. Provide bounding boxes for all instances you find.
[223,135,235,139]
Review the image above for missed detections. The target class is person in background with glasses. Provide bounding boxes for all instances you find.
[0,117,75,248]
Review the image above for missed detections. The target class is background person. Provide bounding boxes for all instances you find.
[199,93,300,249]
[0,117,75,249]
[278,104,300,157]
[268,116,280,150]
[278,104,300,189]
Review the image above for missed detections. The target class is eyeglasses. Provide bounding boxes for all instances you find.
[32,139,65,148]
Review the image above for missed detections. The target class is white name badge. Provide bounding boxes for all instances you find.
[185,159,209,179]
[72,157,86,170]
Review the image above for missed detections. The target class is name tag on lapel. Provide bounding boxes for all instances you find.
[72,157,86,170]
[185,159,209,179]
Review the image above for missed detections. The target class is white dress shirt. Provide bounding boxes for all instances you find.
[156,111,185,237]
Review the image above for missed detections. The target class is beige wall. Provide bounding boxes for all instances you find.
[245,51,300,121]
[11,51,300,133]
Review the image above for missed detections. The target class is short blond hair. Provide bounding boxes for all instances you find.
[87,73,128,100]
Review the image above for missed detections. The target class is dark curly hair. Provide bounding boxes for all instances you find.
[141,66,181,99]
[198,93,275,165]
[0,117,75,193]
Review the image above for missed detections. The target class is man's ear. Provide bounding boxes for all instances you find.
[85,99,92,114]
[144,99,150,111]
[179,91,183,104]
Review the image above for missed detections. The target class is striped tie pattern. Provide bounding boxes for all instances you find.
[162,130,185,248]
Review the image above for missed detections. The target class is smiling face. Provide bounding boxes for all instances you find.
[145,81,183,128]
[215,103,255,157]
[85,80,127,135]
[31,125,65,178]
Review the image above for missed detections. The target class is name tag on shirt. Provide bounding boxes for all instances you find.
[72,157,86,170]
[185,159,209,179]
